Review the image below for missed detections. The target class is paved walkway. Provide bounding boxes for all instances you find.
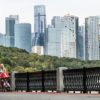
[0,92,100,100]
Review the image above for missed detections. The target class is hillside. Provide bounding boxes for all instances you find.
[0,46,100,72]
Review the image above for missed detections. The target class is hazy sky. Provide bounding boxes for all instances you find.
[0,0,100,33]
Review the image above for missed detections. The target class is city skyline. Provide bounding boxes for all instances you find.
[0,0,100,33]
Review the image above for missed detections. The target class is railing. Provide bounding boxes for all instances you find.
[44,70,56,91]
[63,67,100,93]
[14,67,100,93]
[28,71,42,91]
[15,73,27,91]
[86,67,100,92]
[15,70,56,92]
[63,68,84,92]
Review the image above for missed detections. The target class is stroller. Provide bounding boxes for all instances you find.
[0,72,10,92]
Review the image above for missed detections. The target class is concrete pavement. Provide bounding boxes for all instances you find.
[0,92,100,100]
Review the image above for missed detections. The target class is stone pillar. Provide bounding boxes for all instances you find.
[11,71,18,91]
[57,67,67,92]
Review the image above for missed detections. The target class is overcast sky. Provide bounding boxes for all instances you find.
[0,0,100,33]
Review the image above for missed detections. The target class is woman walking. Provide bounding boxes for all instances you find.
[0,64,10,91]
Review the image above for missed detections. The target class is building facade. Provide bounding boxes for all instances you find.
[77,26,85,60]
[0,33,5,46]
[15,23,32,52]
[5,15,19,47]
[32,5,46,54]
[85,16,100,60]
[45,15,79,58]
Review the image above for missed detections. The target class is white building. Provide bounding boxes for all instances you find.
[32,46,44,55]
[45,15,79,58]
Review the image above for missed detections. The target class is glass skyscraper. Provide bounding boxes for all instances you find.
[77,26,85,60]
[15,23,32,52]
[32,5,46,55]
[0,33,5,46]
[85,16,100,60]
[45,15,79,58]
[34,5,46,46]
[5,15,19,47]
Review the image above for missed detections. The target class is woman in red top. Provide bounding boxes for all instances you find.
[0,64,9,78]
[0,64,10,91]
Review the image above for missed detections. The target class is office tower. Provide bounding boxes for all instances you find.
[6,15,19,36]
[85,16,100,60]
[32,5,46,55]
[5,15,19,47]
[9,15,19,23]
[0,33,5,46]
[45,16,61,57]
[4,36,14,47]
[15,23,32,52]
[77,26,85,60]
[45,15,79,58]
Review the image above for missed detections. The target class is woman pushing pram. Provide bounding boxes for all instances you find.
[0,64,10,91]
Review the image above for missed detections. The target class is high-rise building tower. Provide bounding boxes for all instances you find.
[85,16,100,60]
[5,15,19,47]
[45,15,79,58]
[6,15,19,36]
[9,15,19,23]
[77,26,85,60]
[0,33,5,46]
[15,23,32,52]
[32,5,46,55]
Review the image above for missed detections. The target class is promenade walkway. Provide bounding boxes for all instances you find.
[0,92,100,100]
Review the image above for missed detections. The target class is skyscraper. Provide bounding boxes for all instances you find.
[5,15,19,47]
[45,15,79,58]
[32,5,46,55]
[9,15,19,23]
[77,26,85,60]
[15,23,32,52]
[6,15,19,36]
[85,16,100,60]
[0,33,5,46]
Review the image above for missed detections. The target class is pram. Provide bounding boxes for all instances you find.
[0,72,10,92]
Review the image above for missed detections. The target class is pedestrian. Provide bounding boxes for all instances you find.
[0,64,10,91]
